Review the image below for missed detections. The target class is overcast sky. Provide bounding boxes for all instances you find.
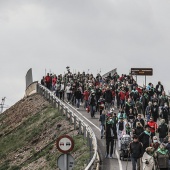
[0,0,170,110]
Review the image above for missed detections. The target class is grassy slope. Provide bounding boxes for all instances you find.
[0,95,90,170]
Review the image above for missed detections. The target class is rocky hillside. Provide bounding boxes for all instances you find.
[0,93,89,170]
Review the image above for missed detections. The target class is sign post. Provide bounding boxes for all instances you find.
[57,154,75,170]
[64,154,67,170]
[56,135,75,170]
[131,68,153,85]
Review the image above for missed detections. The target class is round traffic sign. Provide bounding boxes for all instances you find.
[56,135,74,154]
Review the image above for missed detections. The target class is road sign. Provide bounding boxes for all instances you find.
[57,154,75,170]
[56,135,74,154]
[131,68,153,76]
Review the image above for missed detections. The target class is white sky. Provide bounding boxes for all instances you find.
[0,0,170,110]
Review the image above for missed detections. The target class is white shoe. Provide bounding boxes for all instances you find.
[109,155,113,159]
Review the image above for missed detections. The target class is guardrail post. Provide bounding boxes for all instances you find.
[89,137,93,160]
[70,112,72,124]
[55,99,58,109]
[52,96,55,107]
[40,86,42,95]
[78,120,81,134]
[65,108,68,118]
[83,126,86,139]
[46,91,48,100]
[58,102,60,112]
[45,91,48,99]
[43,88,45,96]
[49,94,51,103]
[87,132,90,146]
[74,116,76,130]
[43,89,46,98]
[61,105,64,115]
[48,92,50,101]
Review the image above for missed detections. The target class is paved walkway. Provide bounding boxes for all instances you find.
[65,102,132,170]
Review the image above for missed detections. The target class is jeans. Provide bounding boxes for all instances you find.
[84,100,88,109]
[90,105,96,117]
[100,124,105,137]
[66,93,71,102]
[117,130,123,148]
[76,99,81,108]
[146,114,150,122]
[106,137,114,156]
[131,157,140,170]
[120,99,125,108]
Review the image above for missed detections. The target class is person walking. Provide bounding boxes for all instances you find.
[75,88,82,109]
[158,119,168,143]
[154,143,169,170]
[129,135,143,170]
[133,122,144,137]
[142,147,155,170]
[88,92,97,118]
[147,117,157,139]
[103,87,113,111]
[139,125,152,154]
[117,117,125,150]
[99,110,106,139]
[133,114,145,129]
[105,117,117,158]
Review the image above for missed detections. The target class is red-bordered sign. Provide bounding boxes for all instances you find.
[56,135,74,154]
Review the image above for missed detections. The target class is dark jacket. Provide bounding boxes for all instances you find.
[152,105,159,120]
[129,141,143,158]
[99,114,105,126]
[159,96,169,107]
[125,102,133,115]
[89,95,97,106]
[139,131,151,151]
[106,123,116,139]
[166,143,170,154]
[96,88,102,99]
[158,123,168,138]
[134,126,144,137]
[104,90,113,103]
[74,90,82,99]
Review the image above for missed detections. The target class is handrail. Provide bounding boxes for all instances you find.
[36,83,98,170]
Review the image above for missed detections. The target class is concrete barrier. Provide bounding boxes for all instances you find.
[25,81,38,97]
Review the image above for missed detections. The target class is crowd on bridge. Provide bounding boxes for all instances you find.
[41,67,170,170]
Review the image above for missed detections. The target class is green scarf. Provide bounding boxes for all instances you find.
[126,126,131,132]
[144,131,151,136]
[126,102,131,107]
[107,119,114,125]
[157,148,168,155]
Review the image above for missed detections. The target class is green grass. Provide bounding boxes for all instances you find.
[21,135,90,170]
[0,105,90,170]
[0,160,10,170]
[0,106,62,160]
[72,135,90,170]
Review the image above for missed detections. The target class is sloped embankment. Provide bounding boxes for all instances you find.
[0,93,90,170]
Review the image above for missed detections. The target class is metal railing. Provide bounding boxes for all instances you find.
[36,83,98,170]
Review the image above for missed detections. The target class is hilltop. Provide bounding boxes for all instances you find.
[0,93,89,170]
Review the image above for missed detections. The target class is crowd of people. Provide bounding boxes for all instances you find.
[41,67,170,170]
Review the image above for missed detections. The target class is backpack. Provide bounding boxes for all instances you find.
[157,153,169,168]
